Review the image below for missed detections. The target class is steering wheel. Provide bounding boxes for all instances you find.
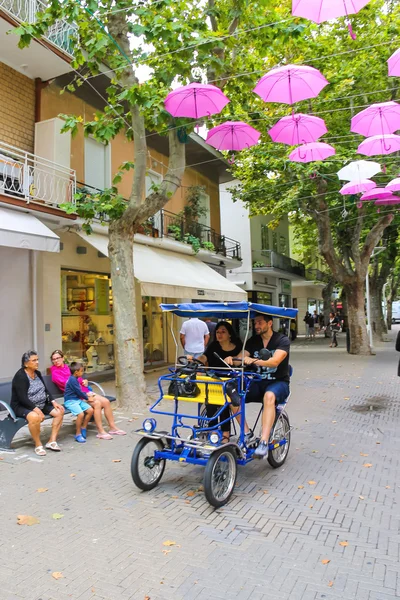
[177,356,204,366]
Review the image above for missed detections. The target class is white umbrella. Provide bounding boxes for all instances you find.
[337,160,381,181]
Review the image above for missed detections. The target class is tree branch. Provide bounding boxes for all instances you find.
[208,0,218,32]
[351,203,365,265]
[360,213,394,277]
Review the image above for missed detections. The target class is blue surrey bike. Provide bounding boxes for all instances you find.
[131,301,298,508]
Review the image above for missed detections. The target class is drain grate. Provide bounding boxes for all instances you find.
[351,396,389,412]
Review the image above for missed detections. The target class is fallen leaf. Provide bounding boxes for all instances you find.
[332,421,337,424]
[171,495,179,499]
[36,488,48,493]
[17,515,39,526]
[185,500,190,504]
[298,485,304,489]
[0,457,3,460]
[144,596,151,600]
[163,540,176,547]
[363,463,373,468]
[340,454,347,458]
[309,505,313,508]
[330,444,336,446]
[314,495,323,500]
[162,550,171,555]
[339,460,343,463]
[52,513,64,520]
[385,486,391,489]
[321,559,331,565]
[52,572,63,580]
[344,397,350,400]
[312,450,319,453]
[360,453,369,457]
[339,541,349,547]
[70,473,76,477]
[355,386,360,389]
[262,490,268,494]
[307,480,316,485]
[186,491,195,497]
[376,441,381,444]
[91,588,95,593]
[112,459,121,463]
[328,581,334,587]
[359,496,365,500]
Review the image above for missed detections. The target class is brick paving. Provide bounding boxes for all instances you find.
[1,327,400,600]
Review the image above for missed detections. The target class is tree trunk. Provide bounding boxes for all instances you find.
[344,280,370,355]
[369,278,387,341]
[109,222,147,409]
[387,298,393,330]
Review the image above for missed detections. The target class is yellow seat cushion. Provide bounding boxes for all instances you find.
[163,374,232,406]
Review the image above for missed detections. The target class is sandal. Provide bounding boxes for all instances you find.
[34,446,46,456]
[96,432,113,440]
[221,437,230,444]
[75,434,86,443]
[108,429,126,436]
[45,441,61,452]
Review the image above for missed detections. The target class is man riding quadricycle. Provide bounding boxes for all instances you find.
[131,301,297,507]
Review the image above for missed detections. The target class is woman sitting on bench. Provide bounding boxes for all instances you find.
[11,350,65,456]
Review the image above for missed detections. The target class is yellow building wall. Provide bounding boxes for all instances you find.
[40,83,221,232]
[0,62,35,152]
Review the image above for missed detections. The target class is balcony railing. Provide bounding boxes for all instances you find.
[306,268,328,282]
[259,250,306,278]
[0,0,78,55]
[0,141,76,208]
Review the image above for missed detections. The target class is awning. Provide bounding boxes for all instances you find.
[0,207,60,252]
[76,232,246,301]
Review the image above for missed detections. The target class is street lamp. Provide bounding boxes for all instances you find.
[366,246,386,351]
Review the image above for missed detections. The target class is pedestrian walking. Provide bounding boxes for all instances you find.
[204,317,217,346]
[180,317,210,358]
[303,311,311,338]
[328,312,340,348]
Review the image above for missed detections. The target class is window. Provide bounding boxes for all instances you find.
[84,137,111,190]
[261,225,269,250]
[280,235,287,256]
[272,231,278,252]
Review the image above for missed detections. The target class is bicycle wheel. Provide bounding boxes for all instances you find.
[131,437,166,491]
[267,412,291,469]
[203,446,237,508]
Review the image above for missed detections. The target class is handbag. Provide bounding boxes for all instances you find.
[168,376,200,398]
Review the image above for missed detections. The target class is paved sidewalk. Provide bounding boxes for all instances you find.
[1,328,400,600]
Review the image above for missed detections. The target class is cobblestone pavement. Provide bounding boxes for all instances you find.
[1,328,400,600]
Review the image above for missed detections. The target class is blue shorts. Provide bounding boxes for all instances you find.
[64,399,91,416]
[246,380,290,405]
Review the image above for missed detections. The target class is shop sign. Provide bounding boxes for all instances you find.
[197,290,205,296]
[95,278,110,314]
[280,279,291,294]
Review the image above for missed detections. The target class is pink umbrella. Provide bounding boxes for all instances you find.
[388,49,400,77]
[351,102,400,137]
[164,83,229,119]
[292,0,371,23]
[375,197,400,206]
[358,134,400,156]
[339,179,376,195]
[268,114,327,145]
[386,178,400,192]
[253,65,329,105]
[360,188,394,201]
[289,142,335,163]
[206,121,261,151]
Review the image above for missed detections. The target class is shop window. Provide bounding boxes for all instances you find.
[257,291,273,305]
[261,225,269,250]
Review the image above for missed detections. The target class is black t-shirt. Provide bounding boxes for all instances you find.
[245,332,290,382]
[204,340,243,368]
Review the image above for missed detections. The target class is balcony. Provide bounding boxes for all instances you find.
[0,0,77,55]
[0,141,76,209]
[305,268,328,283]
[256,250,306,279]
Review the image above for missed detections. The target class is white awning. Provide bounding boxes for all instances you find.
[76,232,246,301]
[0,207,60,252]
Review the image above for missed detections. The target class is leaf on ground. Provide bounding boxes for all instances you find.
[321,559,331,565]
[17,515,39,526]
[360,453,369,457]
[0,457,3,460]
[340,454,347,458]
[112,459,122,463]
[332,421,337,424]
[70,473,76,477]
[344,397,350,400]
[339,541,349,547]
[334,493,339,497]
[186,491,196,497]
[52,572,63,580]
[144,596,151,600]
[91,588,95,593]
[376,441,381,444]
[314,495,323,500]
[36,488,48,493]
[339,460,343,463]
[363,463,373,468]
[359,496,365,500]
[162,550,171,555]
[298,485,304,489]
[171,495,179,499]
[262,490,268,494]
[163,540,176,547]
[52,513,64,520]
[307,480,316,485]
[385,485,391,489]
[312,450,319,453]
[328,581,334,587]
[330,444,336,446]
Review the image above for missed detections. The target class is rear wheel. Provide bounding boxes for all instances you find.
[203,446,237,508]
[131,437,165,491]
[267,412,291,469]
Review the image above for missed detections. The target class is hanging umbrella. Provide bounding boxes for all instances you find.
[164,83,229,119]
[358,134,400,156]
[268,114,327,145]
[351,102,400,137]
[289,142,335,163]
[337,160,381,181]
[360,188,394,201]
[253,65,329,105]
[388,48,400,77]
[205,121,261,151]
[375,197,400,206]
[386,178,400,192]
[339,179,376,195]
[292,0,371,23]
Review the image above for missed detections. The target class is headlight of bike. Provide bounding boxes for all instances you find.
[209,431,221,445]
[143,418,157,433]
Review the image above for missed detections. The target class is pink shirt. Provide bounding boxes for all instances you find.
[50,364,90,393]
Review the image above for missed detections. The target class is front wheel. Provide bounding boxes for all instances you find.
[203,446,237,508]
[267,412,291,469]
[131,437,166,491]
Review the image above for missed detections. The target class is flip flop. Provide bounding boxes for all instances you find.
[108,429,126,436]
[96,432,113,440]
[34,446,46,456]
[45,441,61,452]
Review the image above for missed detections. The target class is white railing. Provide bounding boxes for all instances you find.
[0,0,77,56]
[0,141,76,208]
